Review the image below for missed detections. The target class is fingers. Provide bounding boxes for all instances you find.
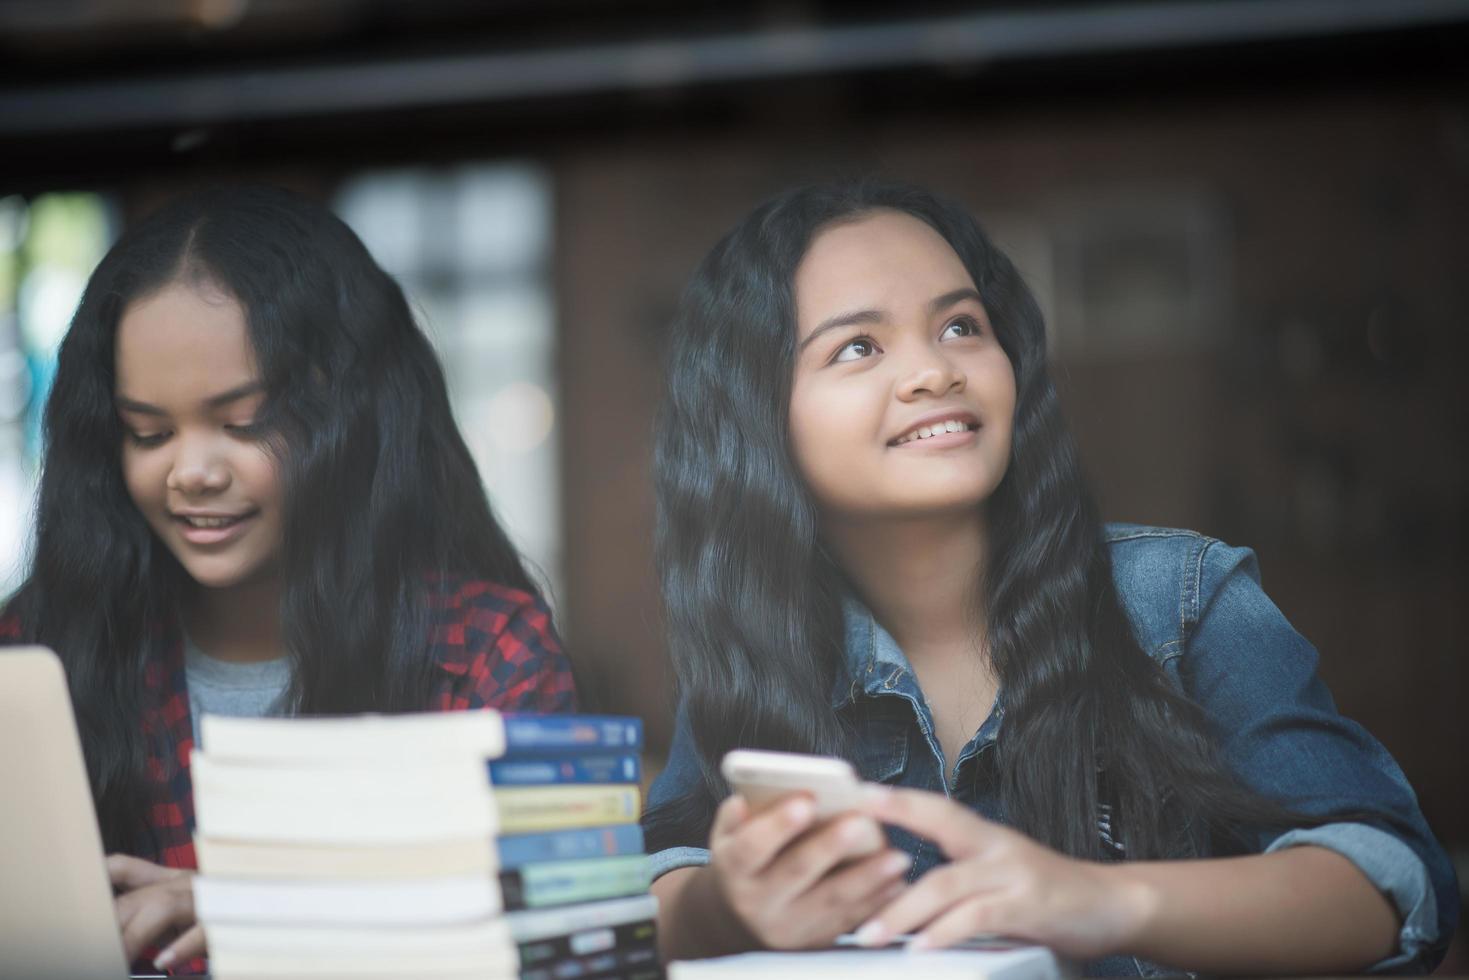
[909,896,1004,951]
[712,795,816,878]
[709,793,750,840]
[784,849,913,946]
[755,814,886,906]
[862,786,994,859]
[740,844,913,950]
[810,847,914,919]
[711,799,906,951]
[106,853,180,892]
[114,888,148,935]
[855,875,912,931]
[154,923,206,972]
[117,881,196,962]
[852,860,985,948]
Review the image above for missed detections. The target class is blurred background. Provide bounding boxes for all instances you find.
[2,0,1466,966]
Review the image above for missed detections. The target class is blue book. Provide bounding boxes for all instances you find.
[490,753,641,786]
[502,715,643,756]
[496,824,646,870]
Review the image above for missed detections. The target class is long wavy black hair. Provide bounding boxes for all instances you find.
[4,184,534,854]
[648,179,1303,862]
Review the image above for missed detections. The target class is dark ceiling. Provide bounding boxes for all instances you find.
[2,0,1466,187]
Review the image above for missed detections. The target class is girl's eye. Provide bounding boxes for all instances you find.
[127,431,169,448]
[941,315,982,340]
[225,421,264,437]
[833,337,879,363]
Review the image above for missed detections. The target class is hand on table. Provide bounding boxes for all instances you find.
[108,853,206,971]
[707,791,915,950]
[855,787,1150,958]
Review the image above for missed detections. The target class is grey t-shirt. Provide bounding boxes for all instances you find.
[184,635,291,745]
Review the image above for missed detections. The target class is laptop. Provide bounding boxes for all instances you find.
[0,646,132,979]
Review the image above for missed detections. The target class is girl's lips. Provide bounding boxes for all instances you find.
[887,412,981,446]
[888,427,979,450]
[173,512,257,546]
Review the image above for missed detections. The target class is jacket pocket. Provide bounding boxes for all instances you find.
[849,717,909,784]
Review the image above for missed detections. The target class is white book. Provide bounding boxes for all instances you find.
[200,710,507,764]
[667,944,1069,980]
[193,874,502,926]
[195,836,498,879]
[205,916,515,957]
[216,973,516,980]
[191,752,497,844]
[507,893,660,943]
[209,948,518,977]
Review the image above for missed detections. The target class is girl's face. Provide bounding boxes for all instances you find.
[115,280,284,593]
[788,209,1017,522]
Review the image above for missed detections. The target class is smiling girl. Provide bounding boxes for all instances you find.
[1,185,576,971]
[643,181,1456,974]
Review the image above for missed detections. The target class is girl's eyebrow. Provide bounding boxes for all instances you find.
[930,287,983,313]
[797,287,983,353]
[798,308,884,353]
[116,381,265,415]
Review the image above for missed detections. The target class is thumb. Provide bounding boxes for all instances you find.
[106,854,181,892]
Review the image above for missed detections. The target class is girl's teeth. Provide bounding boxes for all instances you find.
[895,420,974,444]
[185,516,239,528]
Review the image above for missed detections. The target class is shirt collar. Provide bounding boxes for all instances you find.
[830,594,915,708]
[829,594,1007,736]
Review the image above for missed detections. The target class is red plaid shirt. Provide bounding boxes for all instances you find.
[1,575,577,867]
[3,575,575,974]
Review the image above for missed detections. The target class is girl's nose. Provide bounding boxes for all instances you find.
[166,439,231,495]
[897,346,966,400]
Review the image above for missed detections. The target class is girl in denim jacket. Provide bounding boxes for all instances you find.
[643,180,1456,974]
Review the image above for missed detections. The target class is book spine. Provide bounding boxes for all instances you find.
[502,714,643,755]
[496,824,645,870]
[518,920,661,980]
[194,874,502,925]
[520,947,660,980]
[506,893,660,944]
[498,855,651,911]
[496,785,641,833]
[489,753,641,786]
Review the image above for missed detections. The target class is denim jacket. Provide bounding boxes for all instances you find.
[645,525,1458,975]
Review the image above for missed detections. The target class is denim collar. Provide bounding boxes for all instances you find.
[830,594,913,709]
[830,595,1006,761]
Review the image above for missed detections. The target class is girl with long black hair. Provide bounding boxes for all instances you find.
[0,184,576,971]
[643,180,1455,974]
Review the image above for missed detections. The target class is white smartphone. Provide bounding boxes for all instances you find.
[721,748,865,819]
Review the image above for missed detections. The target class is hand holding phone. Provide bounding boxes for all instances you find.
[703,749,910,951]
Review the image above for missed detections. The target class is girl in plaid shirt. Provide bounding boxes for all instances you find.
[0,184,577,973]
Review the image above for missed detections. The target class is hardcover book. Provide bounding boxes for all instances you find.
[497,824,645,870]
[496,784,641,833]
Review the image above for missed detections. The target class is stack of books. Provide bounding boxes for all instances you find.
[190,711,660,980]
[493,715,661,980]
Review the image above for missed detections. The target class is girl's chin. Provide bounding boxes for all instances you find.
[175,557,279,593]
[827,497,994,524]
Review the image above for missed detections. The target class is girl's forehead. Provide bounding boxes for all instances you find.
[115,282,261,398]
[795,211,973,325]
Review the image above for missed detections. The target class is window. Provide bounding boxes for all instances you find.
[334,164,563,608]
[0,192,117,598]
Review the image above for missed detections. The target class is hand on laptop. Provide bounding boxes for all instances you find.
[107,853,206,971]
